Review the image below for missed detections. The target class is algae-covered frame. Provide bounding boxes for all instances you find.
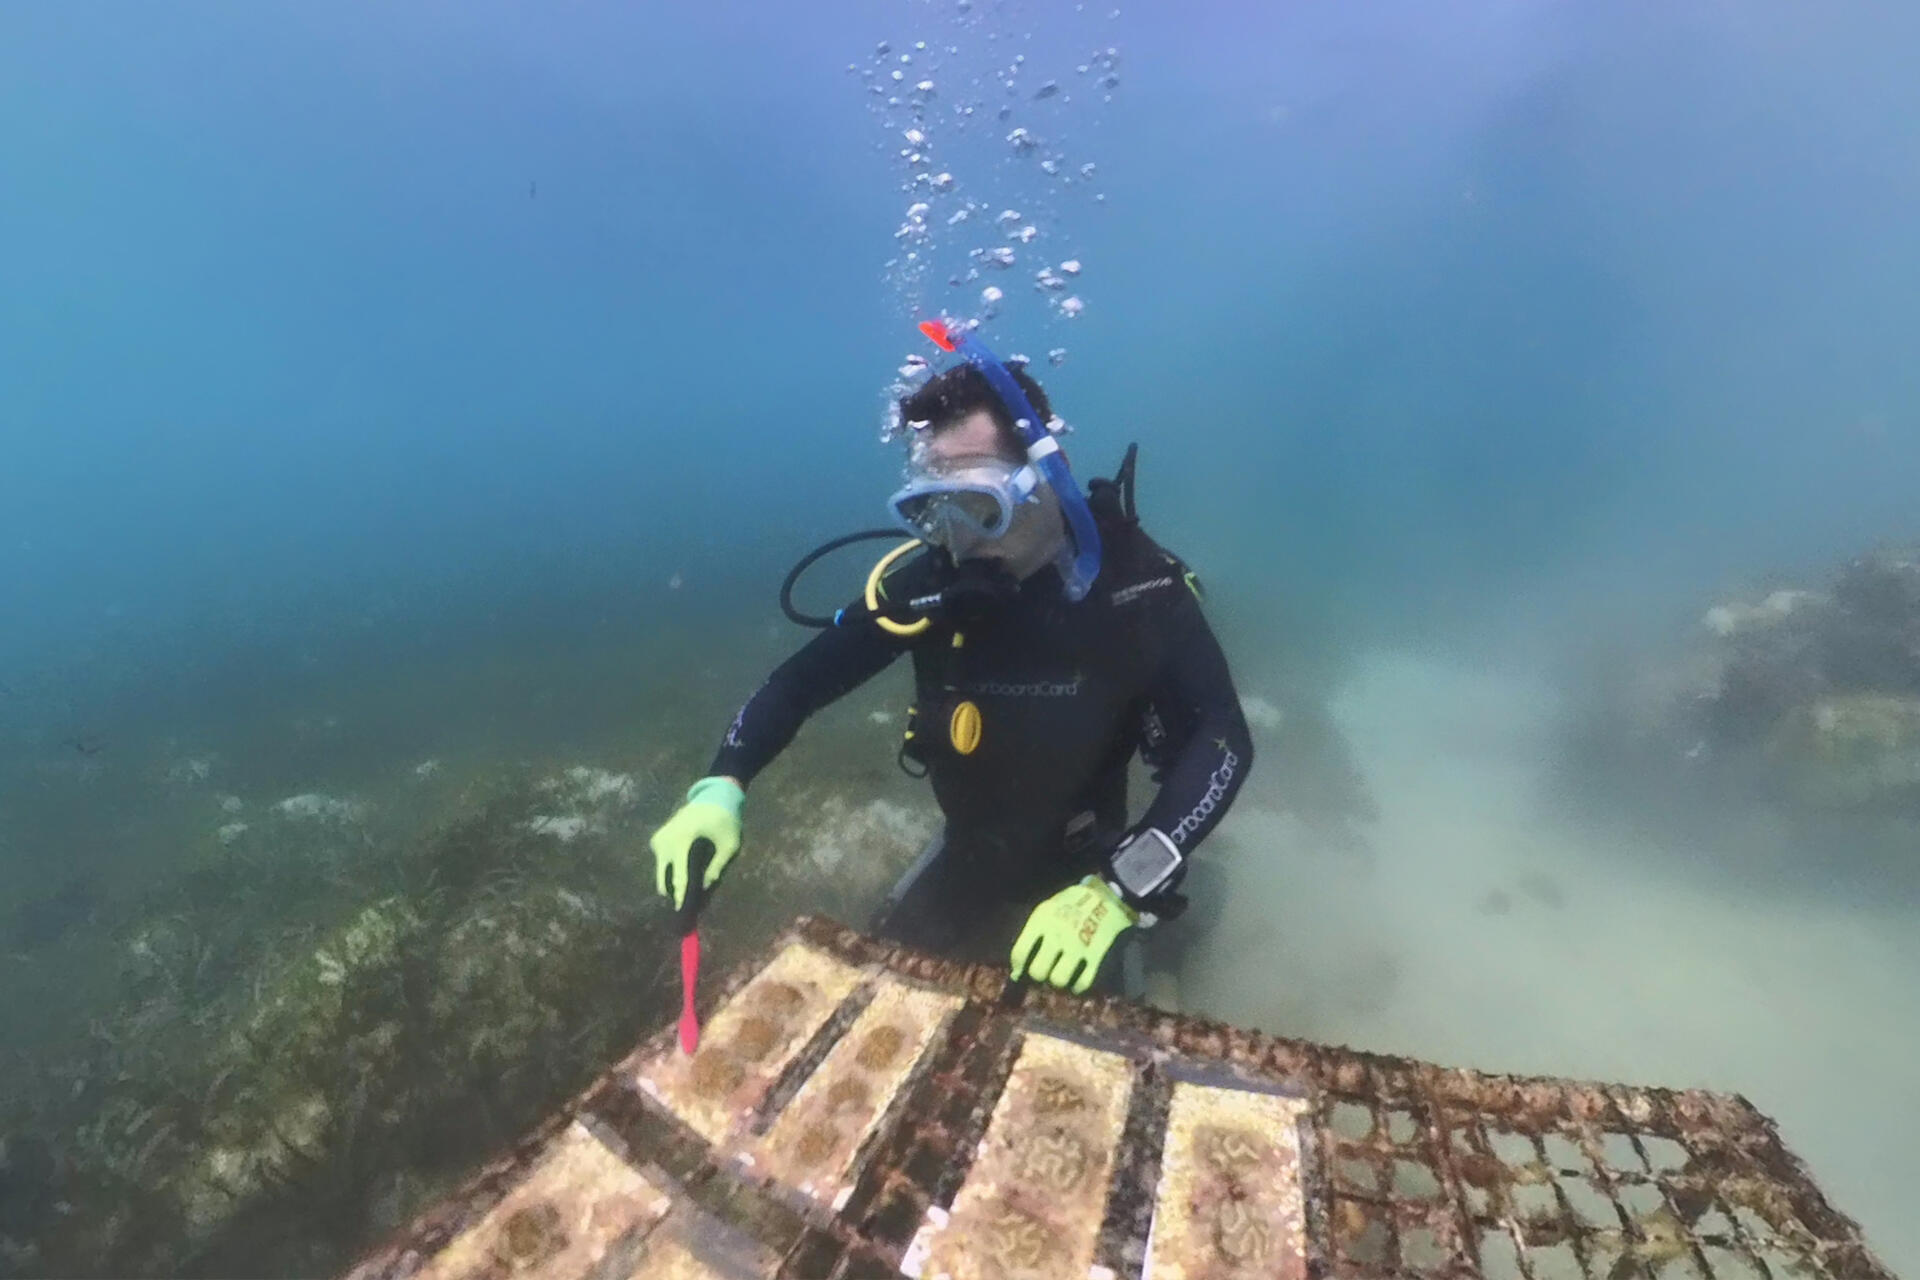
[1145,1059,1314,1280]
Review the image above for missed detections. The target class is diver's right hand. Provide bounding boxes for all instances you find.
[649,777,745,910]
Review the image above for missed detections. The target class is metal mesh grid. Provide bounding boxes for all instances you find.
[343,916,1895,1280]
[1309,1065,1888,1280]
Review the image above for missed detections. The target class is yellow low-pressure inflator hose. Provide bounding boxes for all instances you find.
[867,540,931,637]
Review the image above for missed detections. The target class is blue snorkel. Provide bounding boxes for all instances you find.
[918,319,1103,600]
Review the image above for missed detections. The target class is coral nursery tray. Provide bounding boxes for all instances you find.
[344,917,1892,1280]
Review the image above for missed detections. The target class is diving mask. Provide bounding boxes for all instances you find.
[887,457,1043,548]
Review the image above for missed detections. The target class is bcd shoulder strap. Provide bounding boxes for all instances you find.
[1086,442,1140,526]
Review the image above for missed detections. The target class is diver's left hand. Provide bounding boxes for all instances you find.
[1010,877,1136,995]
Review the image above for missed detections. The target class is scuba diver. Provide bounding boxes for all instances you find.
[648,321,1253,995]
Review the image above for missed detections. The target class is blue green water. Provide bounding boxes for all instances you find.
[3,1,1918,1272]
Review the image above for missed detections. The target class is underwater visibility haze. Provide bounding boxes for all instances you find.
[3,1,1919,1273]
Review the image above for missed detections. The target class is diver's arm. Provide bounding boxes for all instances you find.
[707,622,907,786]
[1134,600,1254,851]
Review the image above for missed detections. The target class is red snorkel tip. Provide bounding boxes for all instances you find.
[918,319,957,352]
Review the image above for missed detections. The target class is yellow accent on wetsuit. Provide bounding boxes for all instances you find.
[949,700,982,754]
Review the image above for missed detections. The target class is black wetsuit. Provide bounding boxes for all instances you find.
[710,514,1253,958]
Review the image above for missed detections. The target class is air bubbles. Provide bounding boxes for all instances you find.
[1048,348,1068,366]
[879,407,930,447]
[868,11,1115,333]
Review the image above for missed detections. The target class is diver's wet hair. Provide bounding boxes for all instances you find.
[900,363,1052,457]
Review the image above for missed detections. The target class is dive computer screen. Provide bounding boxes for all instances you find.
[1111,828,1181,897]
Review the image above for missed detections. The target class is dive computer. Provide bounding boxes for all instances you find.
[1103,826,1184,914]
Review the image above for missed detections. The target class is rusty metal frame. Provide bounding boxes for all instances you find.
[345,916,1895,1280]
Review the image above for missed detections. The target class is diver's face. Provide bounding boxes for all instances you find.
[909,410,1021,562]
[909,409,1064,577]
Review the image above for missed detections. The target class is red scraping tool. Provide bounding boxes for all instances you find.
[675,837,715,1055]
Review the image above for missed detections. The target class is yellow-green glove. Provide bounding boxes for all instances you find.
[1010,876,1137,995]
[649,777,745,910]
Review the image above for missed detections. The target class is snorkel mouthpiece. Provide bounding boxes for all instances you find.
[915,320,1102,600]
